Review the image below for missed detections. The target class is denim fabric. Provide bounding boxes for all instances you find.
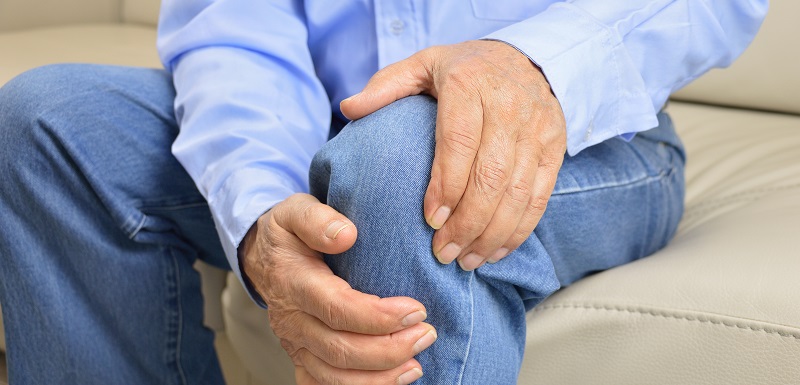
[0,65,227,385]
[0,64,684,384]
[311,95,685,384]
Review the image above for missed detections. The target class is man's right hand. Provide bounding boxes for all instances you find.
[240,193,436,385]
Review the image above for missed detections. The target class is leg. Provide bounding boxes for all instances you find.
[0,65,227,384]
[310,95,685,384]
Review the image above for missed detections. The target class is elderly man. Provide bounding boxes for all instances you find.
[0,1,765,384]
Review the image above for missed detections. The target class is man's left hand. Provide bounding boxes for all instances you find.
[341,40,566,271]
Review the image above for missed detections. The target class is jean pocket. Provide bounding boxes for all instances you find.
[470,0,549,21]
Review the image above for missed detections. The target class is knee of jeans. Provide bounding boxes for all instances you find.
[0,64,95,143]
[0,65,98,190]
[311,95,438,204]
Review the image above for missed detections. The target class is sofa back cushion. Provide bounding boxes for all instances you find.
[0,0,120,31]
[123,0,160,26]
[672,0,800,115]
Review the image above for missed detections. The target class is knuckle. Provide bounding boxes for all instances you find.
[505,179,533,205]
[443,67,480,89]
[474,158,508,195]
[323,297,350,330]
[449,215,484,240]
[528,194,550,215]
[509,222,538,248]
[268,310,304,344]
[324,336,353,368]
[508,230,529,249]
[281,339,302,364]
[440,127,480,159]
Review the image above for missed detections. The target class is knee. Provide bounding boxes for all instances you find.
[1,64,91,121]
[0,64,95,147]
[310,95,438,203]
[0,66,66,164]
[0,64,108,193]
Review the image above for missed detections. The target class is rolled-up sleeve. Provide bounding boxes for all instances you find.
[157,0,331,304]
[486,0,768,155]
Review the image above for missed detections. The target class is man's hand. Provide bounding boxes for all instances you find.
[241,193,436,385]
[341,40,567,271]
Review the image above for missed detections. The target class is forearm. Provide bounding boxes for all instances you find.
[157,0,332,294]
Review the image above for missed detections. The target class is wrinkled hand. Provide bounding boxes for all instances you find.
[241,193,436,385]
[341,40,567,271]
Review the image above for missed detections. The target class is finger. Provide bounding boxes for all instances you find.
[296,348,424,385]
[296,366,321,385]
[456,139,539,270]
[431,98,514,265]
[423,82,484,232]
[296,271,429,335]
[292,311,436,370]
[340,52,433,120]
[269,195,428,335]
[504,149,564,251]
[271,193,357,255]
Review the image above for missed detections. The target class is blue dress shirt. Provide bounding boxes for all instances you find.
[156,0,767,288]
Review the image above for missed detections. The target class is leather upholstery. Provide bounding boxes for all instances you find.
[521,102,800,384]
[0,0,120,32]
[122,0,160,26]
[672,1,800,115]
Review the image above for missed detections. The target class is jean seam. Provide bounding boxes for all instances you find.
[552,167,675,197]
[456,273,475,384]
[165,247,188,385]
[128,214,148,240]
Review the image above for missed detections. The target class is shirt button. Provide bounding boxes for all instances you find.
[390,19,405,35]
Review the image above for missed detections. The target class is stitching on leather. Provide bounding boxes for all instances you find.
[683,183,800,221]
[533,303,800,340]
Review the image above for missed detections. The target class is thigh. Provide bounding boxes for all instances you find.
[0,63,226,266]
[0,64,226,384]
[534,112,686,288]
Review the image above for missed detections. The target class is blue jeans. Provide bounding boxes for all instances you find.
[0,64,685,384]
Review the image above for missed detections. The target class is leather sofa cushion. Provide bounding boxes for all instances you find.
[520,102,800,384]
[672,1,800,115]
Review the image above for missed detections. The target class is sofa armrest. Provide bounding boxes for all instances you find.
[0,0,122,32]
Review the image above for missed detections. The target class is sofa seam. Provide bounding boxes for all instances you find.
[532,303,800,341]
[683,183,800,221]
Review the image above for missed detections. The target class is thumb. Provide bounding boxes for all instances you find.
[272,193,357,255]
[340,54,433,120]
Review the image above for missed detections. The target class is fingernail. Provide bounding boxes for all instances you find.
[398,368,423,385]
[324,221,349,240]
[458,253,484,271]
[402,311,427,327]
[428,206,451,230]
[413,330,438,354]
[489,248,509,263]
[436,243,461,264]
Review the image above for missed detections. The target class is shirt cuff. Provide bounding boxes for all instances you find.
[484,2,658,156]
[209,167,299,308]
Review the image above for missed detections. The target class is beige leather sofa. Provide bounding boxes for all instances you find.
[1,1,798,384]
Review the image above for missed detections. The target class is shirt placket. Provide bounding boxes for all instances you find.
[373,0,419,69]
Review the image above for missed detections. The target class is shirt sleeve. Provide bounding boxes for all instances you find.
[157,0,331,305]
[485,0,768,155]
